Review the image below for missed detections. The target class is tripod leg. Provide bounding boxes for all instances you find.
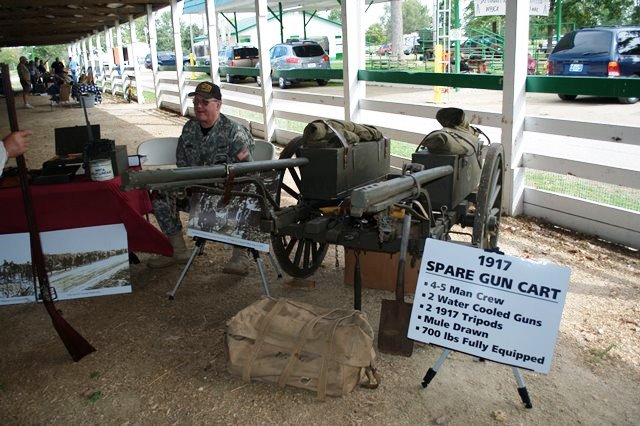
[266,250,283,278]
[354,254,361,311]
[250,249,271,296]
[168,239,205,300]
[422,349,450,388]
[513,367,533,408]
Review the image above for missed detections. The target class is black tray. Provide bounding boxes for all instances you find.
[31,164,81,185]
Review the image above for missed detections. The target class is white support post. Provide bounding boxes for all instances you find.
[171,0,187,116]
[82,37,89,73]
[116,20,125,91]
[129,14,143,104]
[205,0,220,86]
[88,34,95,74]
[501,0,530,216]
[94,30,103,79]
[105,26,115,90]
[342,0,365,123]
[255,0,275,142]
[147,5,161,109]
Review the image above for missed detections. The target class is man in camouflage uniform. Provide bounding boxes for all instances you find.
[149,81,254,273]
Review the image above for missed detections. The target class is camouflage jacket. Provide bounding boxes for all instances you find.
[176,113,254,167]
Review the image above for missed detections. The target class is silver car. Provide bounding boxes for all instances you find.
[256,40,330,89]
[217,45,259,83]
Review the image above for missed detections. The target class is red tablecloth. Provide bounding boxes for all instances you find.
[1,174,172,256]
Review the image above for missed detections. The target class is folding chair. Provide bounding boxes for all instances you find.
[137,137,179,167]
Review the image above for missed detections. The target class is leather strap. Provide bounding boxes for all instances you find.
[322,120,350,169]
[276,308,340,388]
[242,298,286,381]
[318,313,352,400]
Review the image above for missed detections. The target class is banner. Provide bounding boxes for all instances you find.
[475,0,550,16]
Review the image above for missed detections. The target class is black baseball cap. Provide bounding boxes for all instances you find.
[188,81,222,100]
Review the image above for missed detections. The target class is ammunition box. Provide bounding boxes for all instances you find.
[300,137,390,200]
[411,150,481,209]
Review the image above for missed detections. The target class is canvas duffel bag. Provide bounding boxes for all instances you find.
[225,297,380,399]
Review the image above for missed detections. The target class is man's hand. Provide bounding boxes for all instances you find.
[3,130,32,158]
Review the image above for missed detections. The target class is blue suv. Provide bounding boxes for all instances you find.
[547,26,640,104]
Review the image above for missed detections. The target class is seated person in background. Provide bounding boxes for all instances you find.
[1,131,31,177]
[451,55,472,73]
[47,71,72,103]
[87,67,95,86]
[148,82,255,274]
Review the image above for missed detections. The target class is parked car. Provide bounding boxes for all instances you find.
[377,43,392,55]
[547,26,640,104]
[144,51,191,69]
[256,40,330,89]
[216,45,259,83]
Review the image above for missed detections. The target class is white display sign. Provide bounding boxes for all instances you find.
[475,0,550,16]
[408,239,570,373]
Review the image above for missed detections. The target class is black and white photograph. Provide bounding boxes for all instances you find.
[187,178,274,253]
[0,224,130,305]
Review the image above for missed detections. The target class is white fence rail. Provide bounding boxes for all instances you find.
[102,76,640,249]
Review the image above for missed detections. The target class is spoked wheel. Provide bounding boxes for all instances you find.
[271,136,329,278]
[472,143,504,249]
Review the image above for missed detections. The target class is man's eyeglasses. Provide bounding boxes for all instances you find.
[193,98,218,107]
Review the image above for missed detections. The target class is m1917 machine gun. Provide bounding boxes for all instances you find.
[122,109,504,309]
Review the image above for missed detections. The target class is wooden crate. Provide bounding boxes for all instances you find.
[343,248,421,295]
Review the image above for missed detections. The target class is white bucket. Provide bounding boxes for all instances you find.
[90,159,114,181]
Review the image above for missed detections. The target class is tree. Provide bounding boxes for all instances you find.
[327,8,341,23]
[155,11,176,51]
[381,0,432,37]
[391,0,403,55]
[366,23,387,46]
[402,0,432,32]
[181,23,204,53]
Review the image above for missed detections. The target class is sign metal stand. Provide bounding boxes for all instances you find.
[408,239,570,408]
[421,348,533,408]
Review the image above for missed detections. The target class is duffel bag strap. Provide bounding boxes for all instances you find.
[360,350,381,390]
[277,308,341,388]
[322,119,350,169]
[243,298,286,382]
[360,366,381,389]
[318,313,353,400]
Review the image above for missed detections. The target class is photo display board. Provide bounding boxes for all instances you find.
[408,239,570,373]
[187,176,274,253]
[0,224,130,305]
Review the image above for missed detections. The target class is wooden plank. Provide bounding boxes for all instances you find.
[361,99,503,127]
[523,188,640,248]
[525,116,640,147]
[523,153,640,189]
[273,91,344,107]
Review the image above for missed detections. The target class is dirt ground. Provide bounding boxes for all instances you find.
[0,94,638,425]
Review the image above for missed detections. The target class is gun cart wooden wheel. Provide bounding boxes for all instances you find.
[472,143,504,249]
[271,136,329,278]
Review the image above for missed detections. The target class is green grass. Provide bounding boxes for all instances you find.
[391,140,418,159]
[526,170,640,211]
